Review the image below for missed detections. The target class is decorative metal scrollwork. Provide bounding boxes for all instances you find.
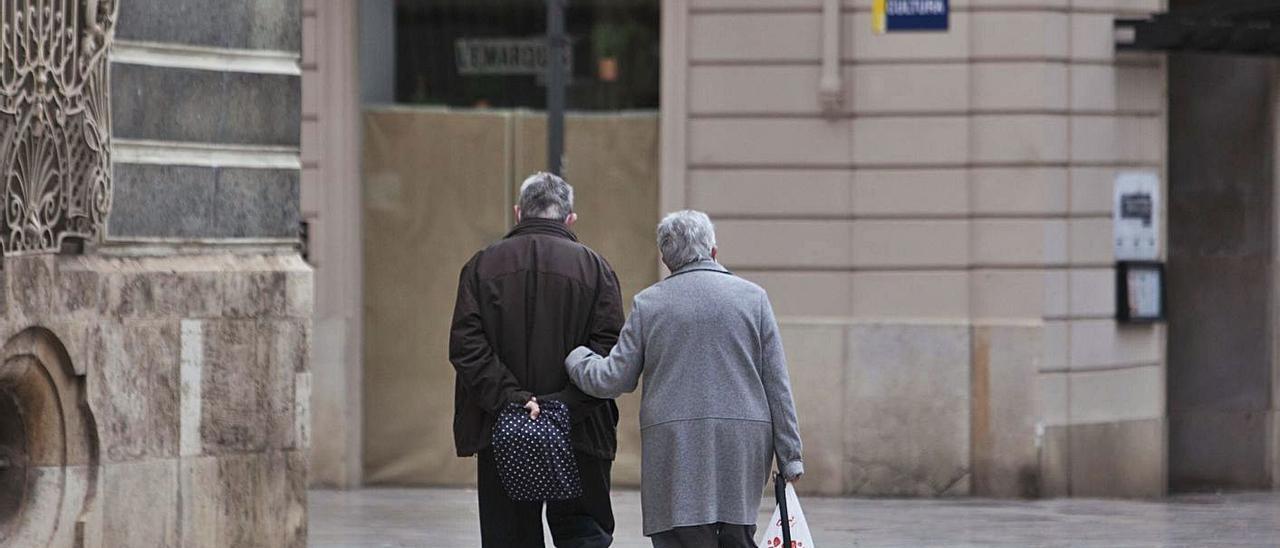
[0,0,116,256]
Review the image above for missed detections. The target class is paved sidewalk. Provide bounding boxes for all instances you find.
[310,488,1280,547]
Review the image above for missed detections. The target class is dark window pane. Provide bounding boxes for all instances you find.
[394,0,659,110]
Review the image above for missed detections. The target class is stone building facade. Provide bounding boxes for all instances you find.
[0,1,310,546]
[308,0,1280,499]
[663,0,1169,497]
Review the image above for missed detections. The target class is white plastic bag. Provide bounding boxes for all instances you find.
[759,483,815,548]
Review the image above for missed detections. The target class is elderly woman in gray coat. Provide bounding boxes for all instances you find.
[564,210,803,548]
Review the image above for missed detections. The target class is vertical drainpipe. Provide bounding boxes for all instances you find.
[819,0,844,116]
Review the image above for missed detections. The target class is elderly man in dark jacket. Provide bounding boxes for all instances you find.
[450,172,624,548]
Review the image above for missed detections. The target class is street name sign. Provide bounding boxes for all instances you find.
[454,38,572,76]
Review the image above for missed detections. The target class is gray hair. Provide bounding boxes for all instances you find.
[657,210,717,270]
[518,172,574,220]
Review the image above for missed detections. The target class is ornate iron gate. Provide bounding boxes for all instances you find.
[0,0,116,256]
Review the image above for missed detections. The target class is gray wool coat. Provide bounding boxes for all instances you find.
[565,259,804,536]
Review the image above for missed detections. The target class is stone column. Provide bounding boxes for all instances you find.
[300,0,364,489]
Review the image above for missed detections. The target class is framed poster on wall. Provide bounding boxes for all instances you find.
[1116,261,1165,322]
[1114,171,1161,261]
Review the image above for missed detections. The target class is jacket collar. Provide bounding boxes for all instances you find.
[667,259,731,279]
[505,217,578,242]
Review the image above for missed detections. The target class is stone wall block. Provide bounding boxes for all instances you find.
[845,324,971,496]
[111,65,301,147]
[89,321,180,462]
[101,459,180,547]
[180,452,300,548]
[117,0,301,51]
[9,256,56,320]
[779,324,846,496]
[264,318,310,374]
[1068,418,1166,497]
[971,324,1042,498]
[284,268,314,319]
[163,272,223,318]
[107,271,221,318]
[59,464,98,547]
[294,371,311,451]
[106,273,154,317]
[111,164,303,239]
[54,267,106,318]
[1040,420,1166,498]
[717,220,854,269]
[201,320,294,453]
[308,317,354,487]
[284,450,308,547]
[1038,424,1069,497]
[201,320,266,452]
[257,319,307,449]
[222,271,287,319]
[9,465,98,547]
[179,457,219,548]
[214,169,302,238]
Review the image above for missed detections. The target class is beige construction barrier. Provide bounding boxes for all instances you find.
[362,107,659,487]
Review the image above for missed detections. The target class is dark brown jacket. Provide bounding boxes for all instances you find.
[449,218,624,459]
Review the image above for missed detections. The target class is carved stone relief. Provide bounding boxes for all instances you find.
[0,0,117,256]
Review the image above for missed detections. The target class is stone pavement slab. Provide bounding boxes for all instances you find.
[309,488,1280,547]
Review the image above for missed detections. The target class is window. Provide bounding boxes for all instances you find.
[395,0,659,110]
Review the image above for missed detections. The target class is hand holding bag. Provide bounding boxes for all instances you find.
[490,399,583,502]
[760,474,816,548]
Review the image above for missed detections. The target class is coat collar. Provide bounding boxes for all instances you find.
[505,217,578,242]
[667,259,732,279]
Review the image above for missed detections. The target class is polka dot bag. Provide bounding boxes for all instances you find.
[491,400,583,502]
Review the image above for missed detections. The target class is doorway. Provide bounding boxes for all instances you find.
[1166,52,1277,491]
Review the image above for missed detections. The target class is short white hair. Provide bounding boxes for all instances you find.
[657,210,716,270]
[518,172,574,219]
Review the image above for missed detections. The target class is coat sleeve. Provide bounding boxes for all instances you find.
[759,292,805,479]
[564,296,644,400]
[587,265,625,355]
[449,255,532,414]
[538,260,625,422]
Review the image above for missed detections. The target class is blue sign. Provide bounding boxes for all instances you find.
[873,0,949,33]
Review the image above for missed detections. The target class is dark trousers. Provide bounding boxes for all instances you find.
[649,524,756,548]
[477,449,615,548]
